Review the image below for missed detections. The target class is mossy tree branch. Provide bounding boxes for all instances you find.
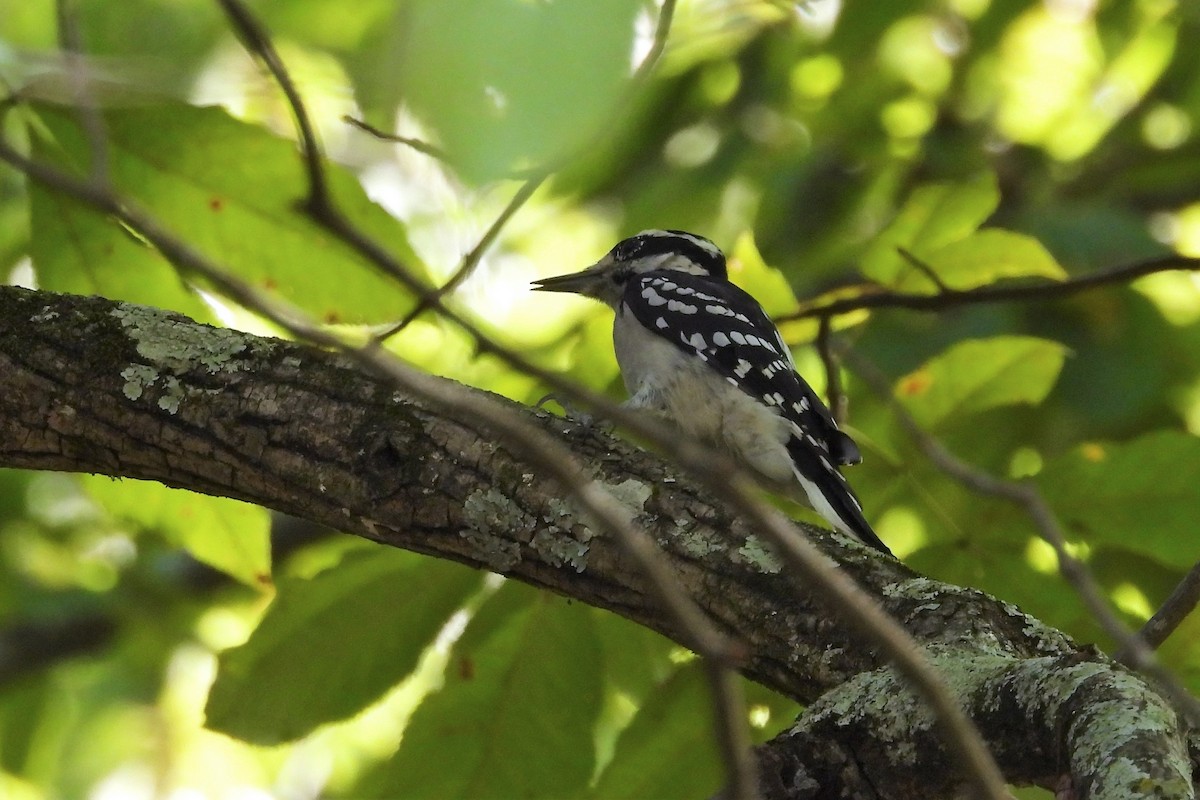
[1,284,1194,798]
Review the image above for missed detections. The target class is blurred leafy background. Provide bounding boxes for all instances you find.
[2,0,1199,797]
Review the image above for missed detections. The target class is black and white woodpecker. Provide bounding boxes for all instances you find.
[532,229,892,557]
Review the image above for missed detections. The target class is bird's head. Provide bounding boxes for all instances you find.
[532,229,726,307]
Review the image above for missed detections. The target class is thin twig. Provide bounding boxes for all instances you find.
[697,468,1015,797]
[845,348,1200,726]
[705,661,758,800]
[376,171,549,340]
[54,0,108,185]
[783,254,1200,322]
[815,315,847,425]
[374,0,678,341]
[1122,559,1200,655]
[897,247,954,294]
[342,115,452,161]
[214,0,330,214]
[342,115,545,181]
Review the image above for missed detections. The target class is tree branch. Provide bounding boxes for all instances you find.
[1125,559,1200,655]
[783,254,1200,322]
[1,285,1194,798]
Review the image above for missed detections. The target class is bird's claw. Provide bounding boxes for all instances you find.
[536,393,614,433]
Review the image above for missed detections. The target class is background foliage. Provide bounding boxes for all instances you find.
[2,0,1199,797]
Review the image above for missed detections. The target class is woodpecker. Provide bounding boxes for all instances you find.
[532,229,891,556]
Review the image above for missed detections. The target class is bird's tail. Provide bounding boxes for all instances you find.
[786,437,893,557]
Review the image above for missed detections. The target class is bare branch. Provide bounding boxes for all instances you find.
[342,115,453,162]
[8,281,1195,795]
[897,247,955,294]
[376,0,678,340]
[377,172,549,340]
[814,315,847,425]
[214,0,334,218]
[783,254,1200,322]
[54,0,108,185]
[1124,559,1200,654]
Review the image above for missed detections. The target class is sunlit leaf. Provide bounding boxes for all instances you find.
[860,172,998,287]
[83,477,270,587]
[29,103,426,324]
[728,232,799,317]
[919,229,1066,290]
[895,336,1068,428]
[28,142,215,322]
[1038,431,1200,567]
[589,663,721,800]
[206,549,481,744]
[358,583,602,799]
[398,0,641,182]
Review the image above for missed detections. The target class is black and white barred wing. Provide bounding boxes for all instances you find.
[622,271,860,465]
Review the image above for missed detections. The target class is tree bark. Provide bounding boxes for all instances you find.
[1,285,1195,798]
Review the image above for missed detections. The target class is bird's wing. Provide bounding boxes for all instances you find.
[622,271,859,465]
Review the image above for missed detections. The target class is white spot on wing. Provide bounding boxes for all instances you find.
[642,286,667,306]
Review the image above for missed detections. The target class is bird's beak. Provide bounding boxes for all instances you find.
[530,263,607,298]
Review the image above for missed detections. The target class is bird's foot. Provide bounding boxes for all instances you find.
[535,393,614,433]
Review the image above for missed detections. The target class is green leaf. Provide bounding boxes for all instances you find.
[919,228,1066,290]
[28,103,426,324]
[589,663,721,800]
[359,583,603,799]
[1038,431,1200,567]
[728,232,799,318]
[895,336,1068,428]
[860,172,999,287]
[28,147,215,323]
[399,0,641,182]
[82,477,270,587]
[206,549,481,744]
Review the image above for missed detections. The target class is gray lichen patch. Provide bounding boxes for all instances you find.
[112,302,264,372]
[111,302,270,414]
[461,487,542,572]
[808,670,925,765]
[542,497,579,528]
[1055,668,1191,800]
[464,488,537,539]
[458,528,522,573]
[735,535,782,574]
[120,364,159,401]
[607,478,652,513]
[531,529,589,572]
[676,526,726,559]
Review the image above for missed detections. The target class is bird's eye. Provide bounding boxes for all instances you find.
[611,268,629,285]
